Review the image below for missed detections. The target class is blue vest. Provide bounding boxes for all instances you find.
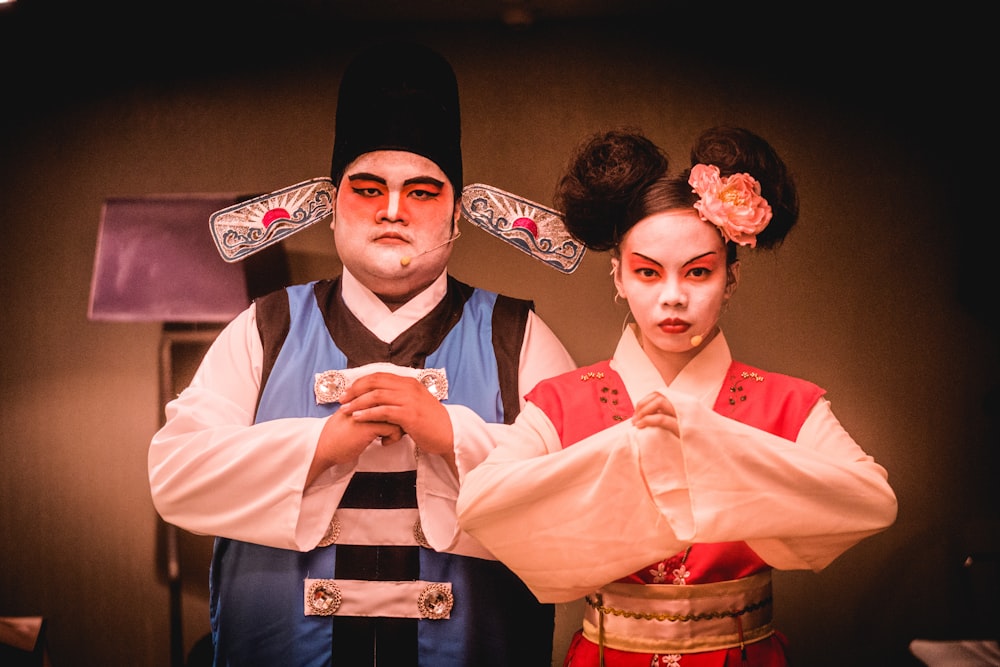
[209,281,553,666]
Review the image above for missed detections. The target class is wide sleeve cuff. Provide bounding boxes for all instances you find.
[417,404,497,559]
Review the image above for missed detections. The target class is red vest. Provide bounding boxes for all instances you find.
[525,359,826,585]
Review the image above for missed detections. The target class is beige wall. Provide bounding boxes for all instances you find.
[1,9,996,667]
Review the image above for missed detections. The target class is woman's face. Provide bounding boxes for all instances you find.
[614,210,738,358]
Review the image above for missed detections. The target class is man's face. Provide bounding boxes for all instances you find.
[332,150,460,307]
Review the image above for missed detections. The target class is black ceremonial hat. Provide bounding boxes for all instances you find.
[330,43,463,193]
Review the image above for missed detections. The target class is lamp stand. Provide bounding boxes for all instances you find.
[158,325,225,667]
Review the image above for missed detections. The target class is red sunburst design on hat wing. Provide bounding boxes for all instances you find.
[209,178,335,262]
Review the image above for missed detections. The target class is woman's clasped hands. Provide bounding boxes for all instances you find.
[631,391,680,438]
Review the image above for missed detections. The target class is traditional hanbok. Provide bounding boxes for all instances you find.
[457,325,897,666]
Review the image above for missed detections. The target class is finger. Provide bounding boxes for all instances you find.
[633,393,665,416]
[340,387,399,415]
[633,414,680,437]
[351,402,426,432]
[632,394,656,413]
[632,400,664,422]
[340,373,413,403]
[379,426,406,447]
[349,404,395,423]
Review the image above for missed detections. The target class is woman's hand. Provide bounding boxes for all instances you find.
[631,391,680,438]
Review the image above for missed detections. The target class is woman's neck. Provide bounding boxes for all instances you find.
[636,326,718,385]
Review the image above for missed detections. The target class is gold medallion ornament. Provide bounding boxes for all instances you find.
[314,371,349,405]
[305,580,343,616]
[313,364,449,405]
[418,370,448,400]
[317,515,341,547]
[413,520,430,548]
[417,583,454,619]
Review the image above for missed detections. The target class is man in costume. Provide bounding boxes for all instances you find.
[149,42,575,665]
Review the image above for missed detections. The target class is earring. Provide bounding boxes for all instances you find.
[621,309,633,333]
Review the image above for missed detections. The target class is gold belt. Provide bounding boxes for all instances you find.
[582,570,774,654]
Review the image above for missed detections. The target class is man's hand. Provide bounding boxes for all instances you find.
[307,405,405,486]
[340,372,455,457]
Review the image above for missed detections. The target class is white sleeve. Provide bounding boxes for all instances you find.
[457,405,687,602]
[147,304,351,551]
[634,391,898,570]
[458,391,898,603]
[417,310,576,557]
[667,394,900,571]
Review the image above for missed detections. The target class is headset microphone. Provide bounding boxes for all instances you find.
[400,231,462,266]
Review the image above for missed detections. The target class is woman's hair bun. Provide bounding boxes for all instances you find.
[691,126,799,248]
[554,128,668,251]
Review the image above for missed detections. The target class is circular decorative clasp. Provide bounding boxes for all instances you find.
[314,370,348,404]
[306,580,343,616]
[417,583,453,620]
[417,369,448,400]
[413,519,430,548]
[317,515,341,547]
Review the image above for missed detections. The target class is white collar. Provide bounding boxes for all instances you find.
[339,268,449,343]
[610,324,732,407]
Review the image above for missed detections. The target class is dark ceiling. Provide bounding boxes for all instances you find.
[285,0,667,25]
[0,0,981,137]
[0,0,667,25]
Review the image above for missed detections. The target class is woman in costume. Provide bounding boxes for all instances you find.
[456,127,897,666]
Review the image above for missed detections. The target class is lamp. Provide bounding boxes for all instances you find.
[88,194,290,322]
[87,193,290,667]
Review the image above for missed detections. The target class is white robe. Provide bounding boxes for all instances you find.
[456,326,898,603]
[147,268,577,555]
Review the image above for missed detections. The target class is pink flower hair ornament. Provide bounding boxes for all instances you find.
[688,163,772,247]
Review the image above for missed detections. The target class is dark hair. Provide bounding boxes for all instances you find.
[689,126,798,249]
[554,126,798,256]
[553,128,669,252]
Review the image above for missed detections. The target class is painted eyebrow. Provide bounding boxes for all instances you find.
[346,173,445,188]
[347,172,386,185]
[402,176,445,188]
[682,251,717,267]
[628,252,662,268]
[629,250,717,267]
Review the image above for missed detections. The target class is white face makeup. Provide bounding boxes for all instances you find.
[613,210,738,373]
[331,150,460,306]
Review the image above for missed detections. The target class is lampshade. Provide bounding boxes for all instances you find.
[88,194,290,322]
